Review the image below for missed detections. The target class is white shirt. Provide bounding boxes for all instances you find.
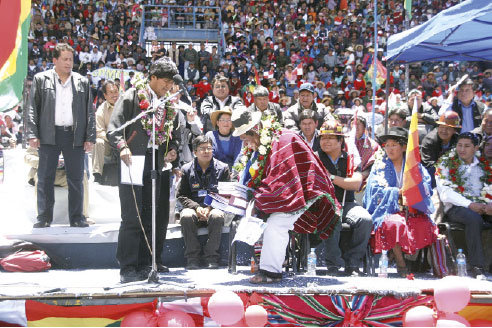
[436,156,484,212]
[147,86,166,149]
[54,71,74,126]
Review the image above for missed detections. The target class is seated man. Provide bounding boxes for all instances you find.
[92,81,119,184]
[176,135,231,270]
[421,111,460,188]
[298,109,321,152]
[436,132,492,277]
[316,120,372,276]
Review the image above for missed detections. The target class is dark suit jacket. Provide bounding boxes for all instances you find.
[107,88,180,171]
[421,127,458,169]
[27,69,95,146]
[451,99,485,132]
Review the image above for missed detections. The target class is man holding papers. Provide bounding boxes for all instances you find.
[108,57,180,283]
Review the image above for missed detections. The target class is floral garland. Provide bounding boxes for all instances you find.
[436,149,492,203]
[133,75,176,146]
[370,148,390,189]
[233,115,282,189]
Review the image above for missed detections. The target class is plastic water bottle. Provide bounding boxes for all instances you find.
[457,249,467,277]
[307,248,317,275]
[378,250,388,278]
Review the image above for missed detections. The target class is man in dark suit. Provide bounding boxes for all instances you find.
[27,43,95,228]
[107,56,180,283]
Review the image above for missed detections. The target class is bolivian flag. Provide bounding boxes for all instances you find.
[0,0,31,112]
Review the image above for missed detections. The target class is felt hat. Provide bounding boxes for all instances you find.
[210,107,234,129]
[320,120,346,136]
[378,127,409,144]
[436,111,461,129]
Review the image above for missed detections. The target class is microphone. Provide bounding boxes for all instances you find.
[173,74,192,105]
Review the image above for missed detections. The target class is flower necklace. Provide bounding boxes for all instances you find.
[371,148,389,189]
[233,115,282,189]
[436,149,492,203]
[133,75,176,146]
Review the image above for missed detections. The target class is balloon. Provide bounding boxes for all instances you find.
[121,310,158,327]
[437,313,470,327]
[434,277,471,313]
[436,319,467,327]
[244,305,268,327]
[224,318,247,327]
[403,306,435,327]
[208,291,245,326]
[157,310,195,327]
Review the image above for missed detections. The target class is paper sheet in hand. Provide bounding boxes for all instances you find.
[120,155,145,186]
[232,216,266,246]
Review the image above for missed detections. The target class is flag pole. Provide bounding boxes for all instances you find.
[370,0,378,140]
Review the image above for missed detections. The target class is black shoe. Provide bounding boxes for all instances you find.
[93,173,102,184]
[327,266,340,276]
[28,178,35,186]
[120,269,141,283]
[137,266,152,279]
[344,267,367,277]
[33,221,51,228]
[157,264,169,273]
[70,220,89,227]
[207,261,219,269]
[470,266,485,278]
[186,260,200,270]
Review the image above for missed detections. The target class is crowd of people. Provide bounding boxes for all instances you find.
[0,0,491,283]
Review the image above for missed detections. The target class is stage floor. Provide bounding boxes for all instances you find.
[1,266,492,301]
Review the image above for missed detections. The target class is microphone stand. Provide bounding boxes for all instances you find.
[109,89,183,284]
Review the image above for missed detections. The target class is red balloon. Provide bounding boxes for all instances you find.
[157,310,195,327]
[434,277,471,313]
[470,319,492,327]
[121,310,158,327]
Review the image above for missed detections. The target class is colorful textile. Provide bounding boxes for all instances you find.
[355,136,380,173]
[402,103,434,214]
[260,293,434,326]
[0,0,30,112]
[25,300,156,327]
[254,130,341,239]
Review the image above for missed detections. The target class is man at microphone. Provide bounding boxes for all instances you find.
[108,57,181,283]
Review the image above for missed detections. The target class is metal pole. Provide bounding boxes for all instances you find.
[404,17,410,96]
[371,0,378,140]
[148,100,159,283]
[384,64,391,134]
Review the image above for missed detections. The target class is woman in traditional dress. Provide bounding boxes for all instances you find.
[363,127,438,277]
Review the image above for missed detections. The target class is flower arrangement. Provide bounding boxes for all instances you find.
[133,74,176,147]
[371,148,389,189]
[234,115,282,189]
[436,149,492,203]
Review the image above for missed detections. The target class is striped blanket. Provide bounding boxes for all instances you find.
[254,130,341,239]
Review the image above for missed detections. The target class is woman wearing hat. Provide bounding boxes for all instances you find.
[205,107,242,169]
[363,127,437,277]
[231,109,340,284]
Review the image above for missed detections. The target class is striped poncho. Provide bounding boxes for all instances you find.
[254,130,341,239]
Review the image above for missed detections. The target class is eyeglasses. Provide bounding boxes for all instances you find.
[218,119,232,123]
[197,146,213,152]
[214,85,228,89]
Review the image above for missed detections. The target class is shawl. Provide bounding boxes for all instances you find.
[254,130,341,239]
[363,153,433,229]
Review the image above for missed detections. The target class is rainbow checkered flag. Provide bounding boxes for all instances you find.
[0,0,31,112]
[402,100,434,214]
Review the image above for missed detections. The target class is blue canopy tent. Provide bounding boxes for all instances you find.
[387,0,492,64]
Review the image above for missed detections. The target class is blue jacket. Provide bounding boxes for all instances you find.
[206,130,242,168]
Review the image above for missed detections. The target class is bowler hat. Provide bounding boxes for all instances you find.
[379,127,408,144]
[436,111,461,129]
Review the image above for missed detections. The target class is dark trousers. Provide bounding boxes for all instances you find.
[37,127,85,224]
[446,206,488,268]
[117,150,170,274]
[324,202,373,268]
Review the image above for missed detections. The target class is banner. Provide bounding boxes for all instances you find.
[0,0,31,112]
[90,67,144,84]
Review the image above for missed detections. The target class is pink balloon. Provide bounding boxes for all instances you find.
[437,313,470,327]
[245,305,268,327]
[208,291,245,326]
[121,310,158,327]
[436,319,467,327]
[157,310,195,327]
[403,306,435,327]
[434,277,471,313]
[224,318,247,327]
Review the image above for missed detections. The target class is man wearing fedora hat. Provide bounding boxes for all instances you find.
[231,108,340,284]
[421,111,461,188]
[205,106,243,169]
[248,85,280,119]
[284,82,333,131]
[316,120,372,276]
